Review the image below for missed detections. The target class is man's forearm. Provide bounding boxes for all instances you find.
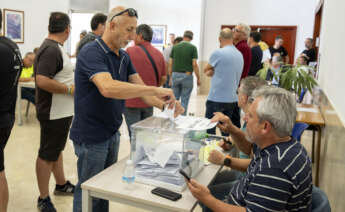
[141,95,164,110]
[229,125,252,155]
[194,65,200,79]
[202,195,246,212]
[100,80,159,100]
[36,75,69,94]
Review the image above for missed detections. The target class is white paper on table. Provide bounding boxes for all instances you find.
[296,107,318,113]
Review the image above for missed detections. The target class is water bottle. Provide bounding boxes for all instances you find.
[122,159,135,186]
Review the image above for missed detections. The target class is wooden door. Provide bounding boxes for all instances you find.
[313,0,323,63]
[222,25,297,64]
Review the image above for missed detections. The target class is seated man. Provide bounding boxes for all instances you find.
[187,86,312,212]
[19,52,35,105]
[207,76,268,188]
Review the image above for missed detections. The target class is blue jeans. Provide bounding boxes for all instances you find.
[205,100,241,136]
[21,87,35,105]
[124,107,153,141]
[72,132,120,212]
[172,72,193,115]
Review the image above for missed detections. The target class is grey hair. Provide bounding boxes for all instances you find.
[251,86,297,137]
[219,28,233,40]
[136,24,153,42]
[237,23,251,38]
[240,76,268,97]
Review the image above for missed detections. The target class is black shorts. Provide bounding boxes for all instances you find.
[0,125,14,172]
[38,116,72,162]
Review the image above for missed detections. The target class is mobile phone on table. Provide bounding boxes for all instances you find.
[179,169,191,181]
[151,187,182,201]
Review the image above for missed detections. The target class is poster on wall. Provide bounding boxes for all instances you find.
[4,9,24,43]
[150,25,167,46]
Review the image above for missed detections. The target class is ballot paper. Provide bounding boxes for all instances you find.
[155,113,217,131]
[174,116,217,131]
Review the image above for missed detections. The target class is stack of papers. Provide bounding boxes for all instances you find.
[135,143,195,186]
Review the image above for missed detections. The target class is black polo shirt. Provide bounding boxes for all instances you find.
[0,36,22,127]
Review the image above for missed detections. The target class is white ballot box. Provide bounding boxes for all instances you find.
[131,116,207,192]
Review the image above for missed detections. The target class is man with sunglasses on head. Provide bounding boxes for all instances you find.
[70,6,184,212]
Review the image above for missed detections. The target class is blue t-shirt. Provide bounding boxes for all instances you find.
[207,45,244,103]
[70,38,137,144]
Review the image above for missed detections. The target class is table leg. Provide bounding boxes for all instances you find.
[82,189,92,212]
[17,84,22,126]
[315,126,322,186]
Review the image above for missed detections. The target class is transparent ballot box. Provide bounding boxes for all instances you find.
[131,116,205,191]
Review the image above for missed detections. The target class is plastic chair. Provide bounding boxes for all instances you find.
[312,186,331,212]
[291,123,309,142]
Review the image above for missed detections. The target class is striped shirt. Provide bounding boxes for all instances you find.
[226,139,312,211]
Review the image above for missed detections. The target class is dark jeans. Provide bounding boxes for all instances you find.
[202,169,240,212]
[163,74,171,88]
[72,132,120,212]
[21,87,35,105]
[205,100,241,136]
[124,107,153,141]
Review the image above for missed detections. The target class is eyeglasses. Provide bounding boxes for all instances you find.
[110,8,138,22]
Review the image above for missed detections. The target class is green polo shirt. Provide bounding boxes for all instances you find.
[170,41,198,73]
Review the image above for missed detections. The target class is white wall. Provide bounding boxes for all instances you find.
[318,0,345,124]
[1,0,69,55]
[202,0,318,61]
[109,0,203,49]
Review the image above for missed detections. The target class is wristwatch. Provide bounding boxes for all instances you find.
[223,156,232,167]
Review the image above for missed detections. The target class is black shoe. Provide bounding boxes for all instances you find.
[54,180,75,196]
[37,196,57,212]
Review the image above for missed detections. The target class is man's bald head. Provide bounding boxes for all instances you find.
[218,28,233,48]
[107,6,129,24]
[103,6,137,51]
[219,28,233,40]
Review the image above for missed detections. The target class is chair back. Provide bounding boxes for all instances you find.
[292,123,309,142]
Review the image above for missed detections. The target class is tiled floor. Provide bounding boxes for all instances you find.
[5,94,318,211]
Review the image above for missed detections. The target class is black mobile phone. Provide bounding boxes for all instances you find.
[151,187,182,201]
[179,169,191,181]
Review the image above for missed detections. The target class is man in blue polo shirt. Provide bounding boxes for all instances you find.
[204,28,243,132]
[187,86,312,212]
[70,6,183,212]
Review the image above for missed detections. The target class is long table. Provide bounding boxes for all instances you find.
[82,157,222,212]
[296,104,325,186]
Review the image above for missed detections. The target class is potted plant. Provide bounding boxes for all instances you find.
[256,64,318,96]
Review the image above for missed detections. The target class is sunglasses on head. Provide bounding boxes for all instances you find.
[110,8,138,22]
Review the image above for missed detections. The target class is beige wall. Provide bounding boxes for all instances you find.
[316,89,345,211]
